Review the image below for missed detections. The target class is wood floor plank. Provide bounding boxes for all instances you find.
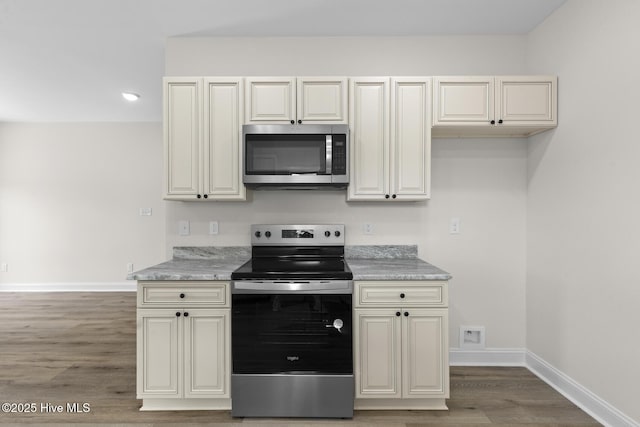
[0,292,601,426]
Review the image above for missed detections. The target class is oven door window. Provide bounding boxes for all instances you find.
[232,294,352,374]
[245,134,327,175]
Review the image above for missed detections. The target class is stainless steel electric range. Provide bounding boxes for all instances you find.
[230,224,353,418]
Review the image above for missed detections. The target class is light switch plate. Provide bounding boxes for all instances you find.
[449,217,461,234]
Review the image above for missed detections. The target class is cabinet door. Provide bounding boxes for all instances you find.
[183,309,230,398]
[203,78,246,200]
[402,308,449,398]
[297,77,348,124]
[433,76,494,125]
[164,78,202,199]
[137,309,181,398]
[245,77,296,123]
[390,78,431,200]
[355,309,402,398]
[496,76,557,125]
[348,77,390,201]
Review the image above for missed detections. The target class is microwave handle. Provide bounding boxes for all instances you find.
[326,135,332,175]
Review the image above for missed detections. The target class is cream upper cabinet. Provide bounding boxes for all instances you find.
[245,77,348,124]
[244,77,296,124]
[203,78,246,200]
[496,76,557,125]
[164,78,201,198]
[297,77,348,124]
[432,75,557,137]
[354,281,449,410]
[349,77,431,202]
[163,77,245,201]
[432,76,494,125]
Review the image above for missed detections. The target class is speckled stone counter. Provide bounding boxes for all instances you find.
[127,246,250,281]
[346,245,451,281]
[128,245,451,282]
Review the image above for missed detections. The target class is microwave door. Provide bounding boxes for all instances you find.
[245,134,328,176]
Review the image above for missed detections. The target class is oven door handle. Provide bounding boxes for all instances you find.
[232,280,353,294]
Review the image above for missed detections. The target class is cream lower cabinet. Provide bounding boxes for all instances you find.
[136,282,231,410]
[354,281,449,410]
[348,77,431,201]
[164,77,245,201]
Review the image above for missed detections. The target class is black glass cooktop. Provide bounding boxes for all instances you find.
[231,246,352,281]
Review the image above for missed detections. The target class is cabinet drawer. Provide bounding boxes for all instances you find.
[138,282,229,307]
[355,281,447,308]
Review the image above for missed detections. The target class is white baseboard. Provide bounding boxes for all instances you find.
[526,350,638,427]
[0,282,136,292]
[450,348,638,427]
[449,347,526,366]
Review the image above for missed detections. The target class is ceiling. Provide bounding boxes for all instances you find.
[0,0,566,122]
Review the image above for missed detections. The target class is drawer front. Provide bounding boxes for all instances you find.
[138,282,229,307]
[355,281,447,308]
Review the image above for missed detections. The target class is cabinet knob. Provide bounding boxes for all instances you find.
[404,312,409,317]
[179,293,185,299]
[203,194,208,199]
[498,119,503,124]
[396,311,401,317]
[176,312,181,317]
[184,312,189,317]
[490,120,496,125]
[400,293,405,298]
[290,120,295,125]
[385,194,390,199]
[392,194,397,199]
[197,194,202,199]
[298,119,302,124]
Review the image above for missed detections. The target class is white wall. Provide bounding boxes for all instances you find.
[0,123,166,285]
[527,0,640,423]
[165,36,529,350]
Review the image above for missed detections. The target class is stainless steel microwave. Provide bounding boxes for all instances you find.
[243,124,349,189]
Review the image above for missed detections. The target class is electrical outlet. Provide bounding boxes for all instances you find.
[127,263,134,274]
[209,221,219,235]
[139,207,152,216]
[363,223,374,235]
[178,220,190,236]
[1,263,7,273]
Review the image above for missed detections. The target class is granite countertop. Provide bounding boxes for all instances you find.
[128,245,451,282]
[127,247,250,281]
[345,245,452,281]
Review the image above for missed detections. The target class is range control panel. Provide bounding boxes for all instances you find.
[251,224,345,246]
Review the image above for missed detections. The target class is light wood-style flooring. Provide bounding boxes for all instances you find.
[0,292,600,426]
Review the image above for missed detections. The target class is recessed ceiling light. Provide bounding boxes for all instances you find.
[122,92,140,102]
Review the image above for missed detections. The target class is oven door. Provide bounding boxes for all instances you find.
[231,282,352,375]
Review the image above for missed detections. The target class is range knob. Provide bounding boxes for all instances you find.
[334,230,341,237]
[254,231,261,238]
[265,231,272,238]
[324,230,331,237]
